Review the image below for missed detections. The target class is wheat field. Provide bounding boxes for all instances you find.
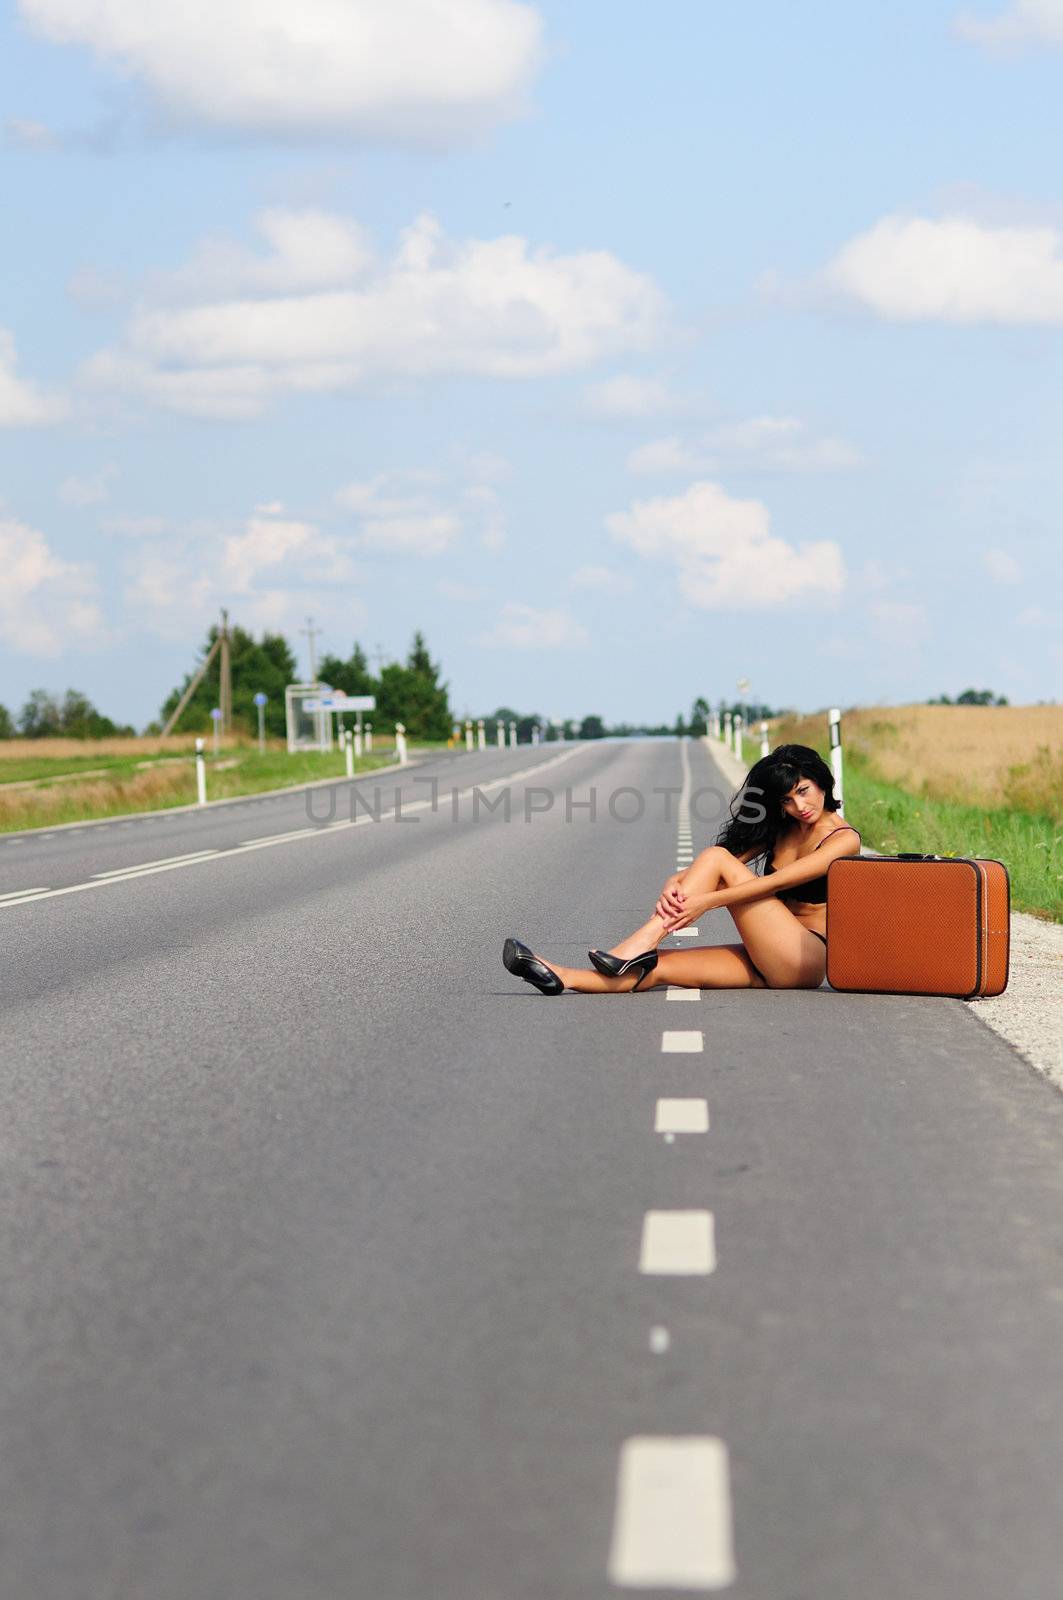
[767,703,1062,819]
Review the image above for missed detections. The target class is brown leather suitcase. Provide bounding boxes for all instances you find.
[825,853,1010,998]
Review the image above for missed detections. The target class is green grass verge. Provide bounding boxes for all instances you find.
[0,747,408,833]
[0,753,147,783]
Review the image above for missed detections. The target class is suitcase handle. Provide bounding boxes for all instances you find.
[895,853,939,860]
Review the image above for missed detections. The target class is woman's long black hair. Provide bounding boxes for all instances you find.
[712,743,840,864]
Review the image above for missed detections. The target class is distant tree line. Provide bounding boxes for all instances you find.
[319,632,451,740]
[469,696,788,740]
[157,625,299,738]
[0,689,134,739]
[926,688,1009,706]
[157,624,453,741]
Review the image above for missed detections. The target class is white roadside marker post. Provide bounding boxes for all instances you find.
[465,718,473,752]
[195,737,207,806]
[829,706,844,816]
[365,721,373,753]
[509,719,517,748]
[760,718,769,757]
[396,721,408,765]
[345,729,354,778]
[477,717,486,751]
[723,711,731,754]
[496,721,505,748]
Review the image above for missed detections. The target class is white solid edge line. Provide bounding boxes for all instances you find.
[0,885,50,902]
[638,1210,716,1274]
[666,986,700,1001]
[0,745,585,912]
[655,1097,709,1133]
[661,1030,704,1053]
[91,850,219,878]
[607,1435,736,1589]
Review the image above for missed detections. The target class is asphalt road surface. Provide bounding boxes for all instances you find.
[1,737,1061,1600]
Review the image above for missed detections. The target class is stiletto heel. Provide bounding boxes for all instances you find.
[588,947,658,990]
[503,936,565,996]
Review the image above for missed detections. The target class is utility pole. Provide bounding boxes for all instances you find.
[301,615,321,685]
[160,631,222,737]
[371,642,388,675]
[219,608,232,734]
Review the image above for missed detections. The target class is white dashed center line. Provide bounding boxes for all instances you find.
[655,1097,709,1134]
[666,986,700,1001]
[661,1030,704,1053]
[608,1436,736,1590]
[639,1210,716,1275]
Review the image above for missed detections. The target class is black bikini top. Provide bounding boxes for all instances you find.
[763,824,859,904]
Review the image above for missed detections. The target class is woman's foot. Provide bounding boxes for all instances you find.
[607,920,667,962]
[588,948,659,988]
[502,937,565,995]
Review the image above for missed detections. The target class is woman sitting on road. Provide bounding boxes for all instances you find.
[502,744,861,995]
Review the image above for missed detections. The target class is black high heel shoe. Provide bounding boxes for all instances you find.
[503,936,565,996]
[587,947,659,991]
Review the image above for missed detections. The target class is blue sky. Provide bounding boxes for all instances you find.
[1,0,1061,730]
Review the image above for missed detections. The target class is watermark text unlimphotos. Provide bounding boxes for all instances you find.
[304,778,768,827]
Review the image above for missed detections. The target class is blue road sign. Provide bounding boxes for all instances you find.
[210,707,222,720]
[253,692,268,706]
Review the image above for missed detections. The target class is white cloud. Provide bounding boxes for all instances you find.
[569,563,634,594]
[1016,604,1051,625]
[18,0,545,144]
[150,210,375,303]
[584,374,677,417]
[629,415,862,476]
[336,473,462,555]
[123,506,362,641]
[361,513,461,556]
[956,1,1063,48]
[336,462,508,555]
[222,514,333,593]
[58,462,118,507]
[605,480,846,609]
[627,437,696,475]
[82,208,668,418]
[983,547,1022,583]
[463,483,506,550]
[0,328,67,426]
[4,117,57,149]
[476,602,590,649]
[0,514,103,653]
[823,213,1063,323]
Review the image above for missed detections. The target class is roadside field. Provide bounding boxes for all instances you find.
[743,705,1062,922]
[0,740,405,832]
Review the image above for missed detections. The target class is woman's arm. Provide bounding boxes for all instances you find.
[666,830,861,926]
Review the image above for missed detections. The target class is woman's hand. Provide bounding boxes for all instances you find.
[655,873,687,923]
[661,890,715,932]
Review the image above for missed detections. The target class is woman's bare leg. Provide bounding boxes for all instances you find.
[545,941,767,993]
[608,847,738,961]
